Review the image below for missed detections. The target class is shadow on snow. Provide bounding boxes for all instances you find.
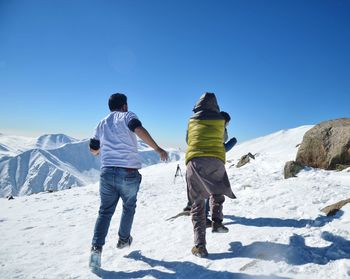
[224,210,344,228]
[92,213,348,278]
[92,250,290,279]
[210,231,350,265]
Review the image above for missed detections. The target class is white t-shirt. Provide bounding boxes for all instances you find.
[92,111,141,169]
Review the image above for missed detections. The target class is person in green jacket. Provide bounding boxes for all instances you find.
[186,92,236,258]
[183,111,237,227]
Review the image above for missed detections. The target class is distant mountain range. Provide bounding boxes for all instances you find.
[0,133,182,197]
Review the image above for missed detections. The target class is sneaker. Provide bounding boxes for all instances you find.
[117,236,133,249]
[191,245,208,258]
[206,218,212,228]
[212,222,229,233]
[89,246,102,270]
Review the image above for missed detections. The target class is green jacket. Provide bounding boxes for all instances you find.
[185,93,226,164]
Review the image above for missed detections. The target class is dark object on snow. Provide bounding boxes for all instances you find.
[173,164,184,183]
[166,210,191,221]
[321,198,350,216]
[284,161,304,179]
[7,195,14,200]
[296,118,350,170]
[335,164,350,171]
[236,153,255,168]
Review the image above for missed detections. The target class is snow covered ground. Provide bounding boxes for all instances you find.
[0,126,349,278]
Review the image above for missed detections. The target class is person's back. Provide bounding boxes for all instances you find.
[185,92,236,258]
[94,111,140,169]
[89,93,168,270]
[185,93,226,164]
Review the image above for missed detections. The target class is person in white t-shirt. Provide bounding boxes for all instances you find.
[89,93,168,270]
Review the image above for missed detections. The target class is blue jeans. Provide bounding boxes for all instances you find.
[92,167,142,247]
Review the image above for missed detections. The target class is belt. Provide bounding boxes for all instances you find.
[102,166,137,173]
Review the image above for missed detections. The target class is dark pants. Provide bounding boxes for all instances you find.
[186,194,223,221]
[186,157,232,246]
[210,195,225,223]
[92,167,141,247]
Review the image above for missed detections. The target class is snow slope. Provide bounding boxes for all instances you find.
[0,126,349,278]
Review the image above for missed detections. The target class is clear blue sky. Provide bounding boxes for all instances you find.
[0,0,349,148]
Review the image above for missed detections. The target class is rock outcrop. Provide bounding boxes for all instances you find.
[236,153,255,168]
[296,118,350,170]
[284,161,304,179]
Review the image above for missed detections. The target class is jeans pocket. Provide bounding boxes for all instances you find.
[100,168,111,177]
[124,170,141,183]
[124,173,137,182]
[121,171,141,197]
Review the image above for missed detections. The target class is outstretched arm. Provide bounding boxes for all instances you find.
[134,126,169,161]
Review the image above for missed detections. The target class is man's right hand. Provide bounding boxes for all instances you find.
[157,147,169,162]
[134,126,169,162]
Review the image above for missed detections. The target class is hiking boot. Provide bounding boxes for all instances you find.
[117,236,133,249]
[212,222,229,233]
[206,218,212,228]
[191,245,208,258]
[89,246,102,270]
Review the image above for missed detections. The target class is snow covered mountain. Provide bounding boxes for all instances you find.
[0,133,78,156]
[0,133,37,156]
[35,133,78,150]
[0,125,349,278]
[0,148,88,196]
[0,134,182,198]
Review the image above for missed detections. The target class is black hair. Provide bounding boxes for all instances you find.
[108,93,127,111]
[220,111,231,123]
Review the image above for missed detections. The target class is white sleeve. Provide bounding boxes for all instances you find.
[92,123,100,140]
[125,111,139,125]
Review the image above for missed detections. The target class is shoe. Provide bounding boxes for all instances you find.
[191,245,208,258]
[206,218,212,228]
[117,236,133,249]
[212,222,229,233]
[183,205,191,212]
[89,246,102,270]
